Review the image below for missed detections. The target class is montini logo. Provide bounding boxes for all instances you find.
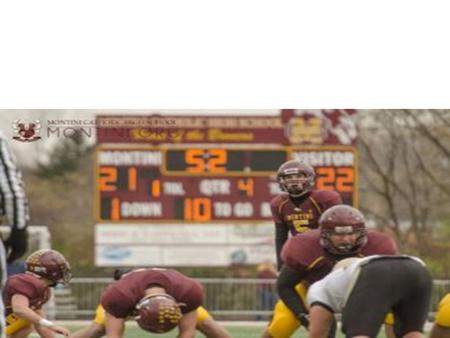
[12,119,42,142]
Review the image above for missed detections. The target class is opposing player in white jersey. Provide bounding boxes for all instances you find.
[307,255,432,338]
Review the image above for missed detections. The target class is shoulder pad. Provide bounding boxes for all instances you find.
[270,193,289,207]
[281,230,324,270]
[362,231,398,255]
[310,190,342,202]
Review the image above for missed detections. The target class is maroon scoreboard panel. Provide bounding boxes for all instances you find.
[94,111,358,223]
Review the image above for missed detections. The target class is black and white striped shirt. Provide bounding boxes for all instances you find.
[0,130,29,231]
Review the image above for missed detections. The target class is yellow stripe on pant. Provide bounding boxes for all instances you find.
[5,313,31,336]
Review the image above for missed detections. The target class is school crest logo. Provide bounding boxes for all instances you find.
[12,119,42,142]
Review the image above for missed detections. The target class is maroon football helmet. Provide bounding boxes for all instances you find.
[135,294,183,334]
[319,205,367,255]
[277,160,315,197]
[25,249,72,285]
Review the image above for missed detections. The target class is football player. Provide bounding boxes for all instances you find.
[430,293,450,338]
[69,268,231,338]
[307,255,431,338]
[4,249,72,338]
[260,205,398,338]
[272,160,343,270]
[96,268,231,338]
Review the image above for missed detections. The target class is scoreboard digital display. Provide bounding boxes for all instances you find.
[95,144,358,222]
[163,148,287,175]
[94,111,359,267]
[96,146,289,222]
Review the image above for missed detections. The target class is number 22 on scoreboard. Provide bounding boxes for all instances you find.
[316,167,354,192]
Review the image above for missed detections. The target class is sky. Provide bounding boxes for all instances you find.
[1,0,449,168]
[1,1,449,110]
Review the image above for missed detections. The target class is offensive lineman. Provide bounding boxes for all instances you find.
[261,205,398,338]
[99,268,231,338]
[272,160,342,270]
[4,249,72,338]
[69,268,231,338]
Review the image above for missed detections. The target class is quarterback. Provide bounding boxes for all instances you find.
[261,205,398,338]
[272,160,342,270]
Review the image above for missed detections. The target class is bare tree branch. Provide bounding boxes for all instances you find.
[404,110,450,158]
[409,141,450,196]
[358,109,450,255]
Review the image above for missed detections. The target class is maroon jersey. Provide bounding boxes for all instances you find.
[101,268,203,319]
[3,272,51,316]
[270,190,342,235]
[281,229,398,285]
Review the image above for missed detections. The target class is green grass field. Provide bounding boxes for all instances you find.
[30,322,433,338]
[54,323,392,338]
[63,324,305,338]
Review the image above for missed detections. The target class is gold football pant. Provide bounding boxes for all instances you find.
[5,313,31,336]
[267,282,309,338]
[435,293,450,327]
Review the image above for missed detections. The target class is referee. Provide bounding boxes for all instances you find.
[0,130,29,338]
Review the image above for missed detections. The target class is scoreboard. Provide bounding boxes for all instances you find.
[95,110,358,223]
[96,146,289,222]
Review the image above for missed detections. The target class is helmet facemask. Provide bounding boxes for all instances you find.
[57,263,72,285]
[320,226,367,255]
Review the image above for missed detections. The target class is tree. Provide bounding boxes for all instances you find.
[36,128,92,178]
[358,110,450,257]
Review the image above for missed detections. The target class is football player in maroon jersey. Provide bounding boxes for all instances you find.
[4,249,72,338]
[261,205,398,338]
[272,160,343,270]
[99,268,231,338]
[69,268,231,338]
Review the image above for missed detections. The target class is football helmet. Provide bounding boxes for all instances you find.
[319,205,367,255]
[113,267,133,281]
[135,294,183,333]
[277,160,315,197]
[25,249,72,285]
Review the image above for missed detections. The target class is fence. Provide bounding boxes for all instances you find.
[51,278,450,321]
